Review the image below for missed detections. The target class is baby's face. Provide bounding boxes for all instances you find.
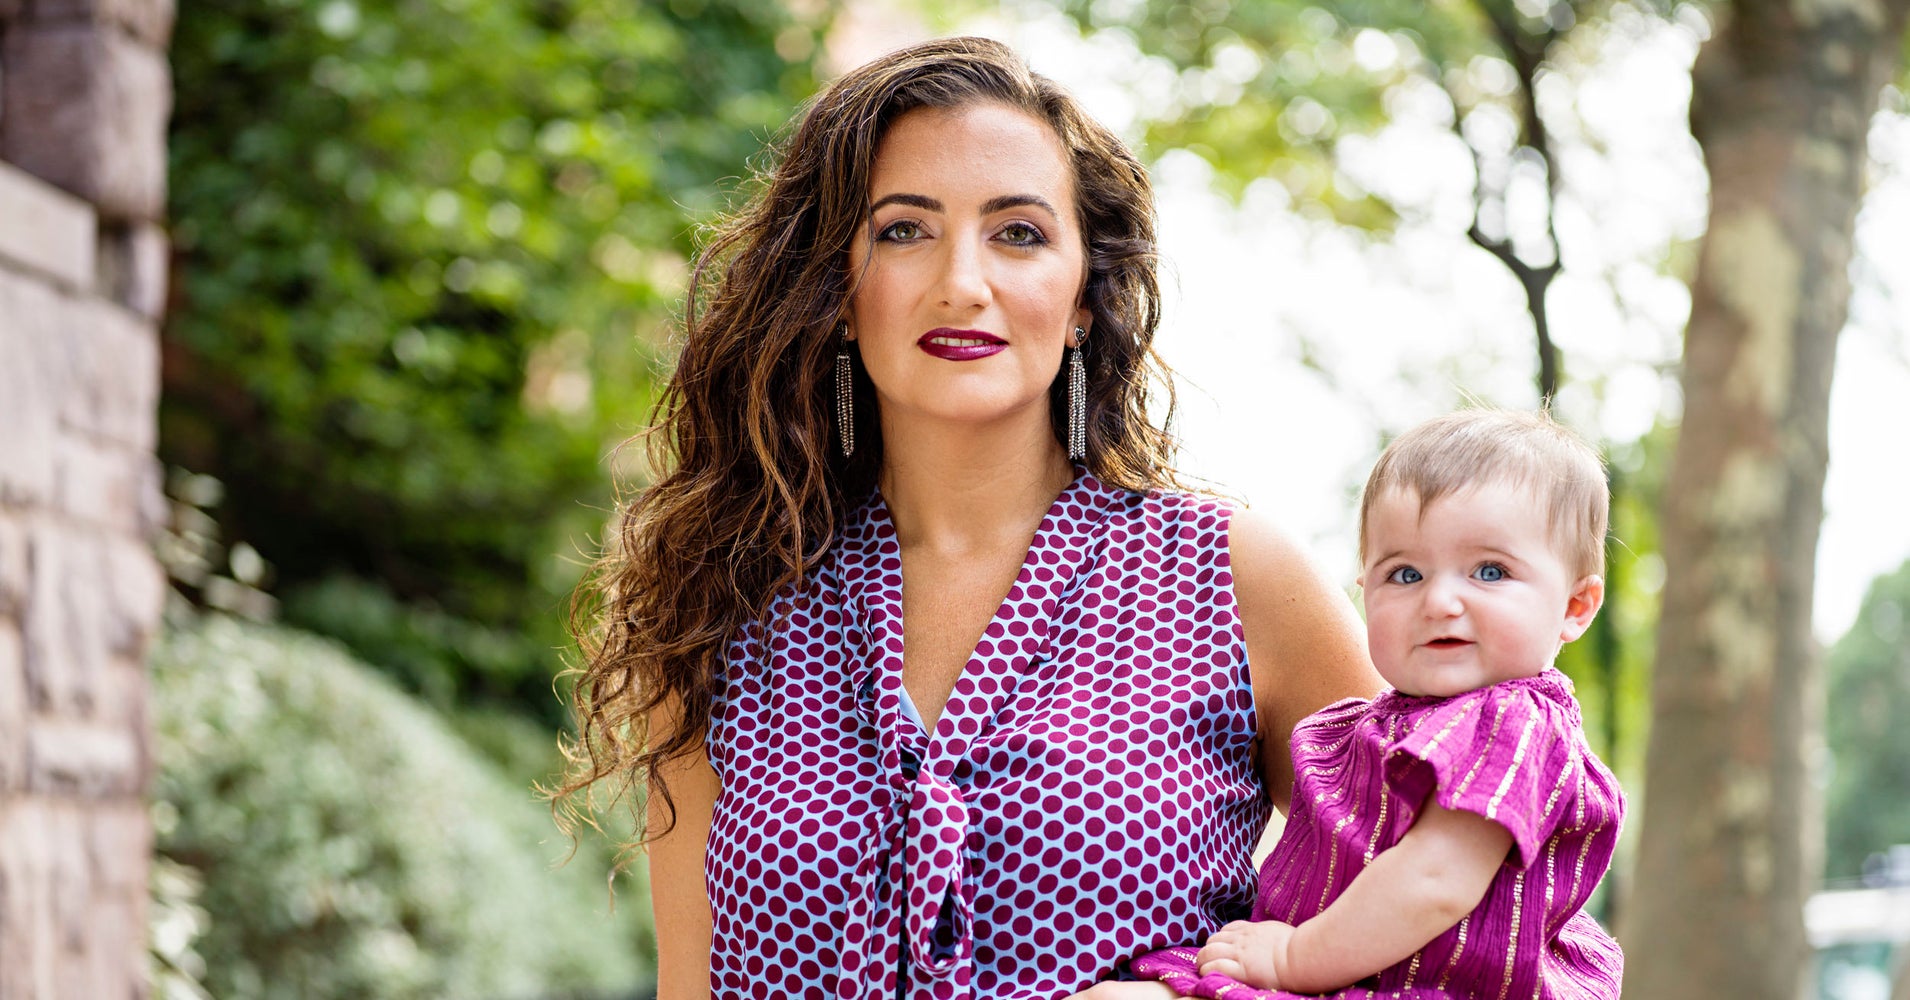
[1359,484,1601,698]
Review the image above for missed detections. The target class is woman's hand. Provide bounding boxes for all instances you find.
[1194,919,1298,990]
[1063,982,1181,999]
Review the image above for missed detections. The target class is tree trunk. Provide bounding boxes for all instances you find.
[1622,2,1909,998]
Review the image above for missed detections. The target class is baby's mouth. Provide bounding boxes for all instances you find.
[1425,637,1473,649]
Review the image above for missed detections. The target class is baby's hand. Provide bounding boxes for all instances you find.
[1195,919,1298,989]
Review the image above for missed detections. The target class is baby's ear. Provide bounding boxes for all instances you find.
[1559,575,1605,643]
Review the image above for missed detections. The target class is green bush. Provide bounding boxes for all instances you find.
[152,614,651,1000]
[279,574,558,720]
[1826,559,1910,880]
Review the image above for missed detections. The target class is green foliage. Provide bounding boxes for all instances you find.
[1044,0,1502,216]
[1824,559,1910,880]
[151,614,652,1000]
[1554,421,1670,781]
[163,0,824,661]
[279,574,555,716]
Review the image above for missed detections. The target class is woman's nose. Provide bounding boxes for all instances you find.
[934,236,991,310]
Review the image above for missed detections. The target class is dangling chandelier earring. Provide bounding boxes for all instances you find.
[1067,327,1087,461]
[835,324,855,457]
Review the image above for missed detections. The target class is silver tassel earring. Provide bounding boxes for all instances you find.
[835,325,854,457]
[1067,328,1087,461]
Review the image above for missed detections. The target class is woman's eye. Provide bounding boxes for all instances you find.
[878,220,923,241]
[1474,563,1507,582]
[998,221,1046,246]
[1387,566,1422,585]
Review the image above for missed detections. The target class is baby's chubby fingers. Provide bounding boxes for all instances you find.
[1196,955,1250,981]
[1194,936,1241,971]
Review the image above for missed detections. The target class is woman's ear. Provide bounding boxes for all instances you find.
[1559,574,1606,643]
[1071,308,1092,346]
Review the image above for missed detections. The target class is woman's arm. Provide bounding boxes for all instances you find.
[1228,507,1382,811]
[649,737,721,1000]
[1195,801,1514,992]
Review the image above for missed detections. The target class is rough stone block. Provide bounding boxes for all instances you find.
[95,221,168,320]
[52,433,147,535]
[98,660,148,767]
[46,802,107,993]
[0,159,96,289]
[67,891,140,1000]
[27,0,176,47]
[57,297,160,453]
[23,522,109,714]
[0,801,57,998]
[27,719,140,796]
[0,276,64,506]
[85,800,149,892]
[103,538,163,659]
[0,518,28,617]
[0,24,171,221]
[0,627,24,793]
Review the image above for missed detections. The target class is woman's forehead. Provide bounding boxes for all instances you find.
[867,103,1074,209]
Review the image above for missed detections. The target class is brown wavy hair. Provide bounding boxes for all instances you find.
[555,35,1180,844]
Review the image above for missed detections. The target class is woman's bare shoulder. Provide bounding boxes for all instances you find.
[1224,505,1382,805]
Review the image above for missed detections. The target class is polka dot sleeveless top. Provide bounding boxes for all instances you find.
[705,470,1272,999]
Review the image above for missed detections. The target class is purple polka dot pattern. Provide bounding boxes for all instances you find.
[704,471,1271,998]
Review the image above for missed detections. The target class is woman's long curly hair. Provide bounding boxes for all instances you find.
[555,35,1180,844]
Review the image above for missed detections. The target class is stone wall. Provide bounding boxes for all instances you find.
[0,0,173,995]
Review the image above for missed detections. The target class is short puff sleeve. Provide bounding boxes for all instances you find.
[1383,680,1581,868]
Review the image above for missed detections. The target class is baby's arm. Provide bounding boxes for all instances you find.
[1197,800,1513,993]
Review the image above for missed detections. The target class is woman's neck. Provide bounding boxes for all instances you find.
[875,409,1076,558]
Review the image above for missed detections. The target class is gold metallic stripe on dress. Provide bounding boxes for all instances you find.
[1435,914,1469,992]
[1495,868,1527,1000]
[1453,697,1512,799]
[1486,711,1542,823]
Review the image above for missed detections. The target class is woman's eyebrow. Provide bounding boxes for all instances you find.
[869,193,941,212]
[981,194,1057,216]
[867,193,1060,217]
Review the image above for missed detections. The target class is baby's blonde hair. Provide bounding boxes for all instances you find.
[1358,408,1609,579]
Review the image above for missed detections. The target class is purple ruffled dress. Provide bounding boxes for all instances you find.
[1131,669,1624,999]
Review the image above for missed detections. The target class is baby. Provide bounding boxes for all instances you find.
[1130,408,1626,998]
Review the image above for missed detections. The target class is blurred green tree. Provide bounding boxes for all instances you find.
[163,0,826,714]
[151,613,653,1000]
[1043,0,1626,399]
[1824,559,1910,882]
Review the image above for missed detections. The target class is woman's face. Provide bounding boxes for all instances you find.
[845,102,1091,437]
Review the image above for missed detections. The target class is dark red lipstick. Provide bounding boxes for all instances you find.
[917,328,1007,361]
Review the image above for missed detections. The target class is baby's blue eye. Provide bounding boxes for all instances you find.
[1387,566,1422,585]
[1475,563,1506,582]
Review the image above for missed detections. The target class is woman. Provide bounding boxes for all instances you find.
[558,36,1380,1000]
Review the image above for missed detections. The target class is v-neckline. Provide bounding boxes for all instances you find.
[838,467,1127,772]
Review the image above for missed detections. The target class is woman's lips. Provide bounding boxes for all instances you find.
[918,328,1007,361]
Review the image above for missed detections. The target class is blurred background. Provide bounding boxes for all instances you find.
[2,0,1907,997]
